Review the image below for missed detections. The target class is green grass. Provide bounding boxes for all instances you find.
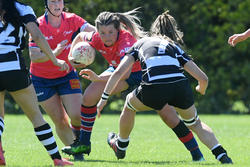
[2,114,250,167]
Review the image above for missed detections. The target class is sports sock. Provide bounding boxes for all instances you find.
[211,144,227,160]
[117,136,129,151]
[34,123,61,160]
[79,105,97,145]
[0,117,4,142]
[172,120,203,161]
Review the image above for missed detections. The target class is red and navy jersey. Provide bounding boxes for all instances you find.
[29,12,87,79]
[89,30,141,72]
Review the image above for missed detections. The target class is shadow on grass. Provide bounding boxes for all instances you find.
[83,159,217,166]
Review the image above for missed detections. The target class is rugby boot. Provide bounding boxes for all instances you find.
[62,140,91,155]
[219,154,233,164]
[107,132,126,160]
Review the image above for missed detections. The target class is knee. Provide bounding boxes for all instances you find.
[54,116,70,130]
[187,119,201,131]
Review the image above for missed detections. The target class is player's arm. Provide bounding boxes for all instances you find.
[97,55,135,117]
[228,28,250,46]
[29,39,69,63]
[26,22,69,71]
[184,60,208,95]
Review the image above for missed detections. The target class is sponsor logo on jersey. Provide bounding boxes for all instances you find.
[119,47,130,55]
[98,50,107,54]
[63,30,73,36]
[45,36,53,40]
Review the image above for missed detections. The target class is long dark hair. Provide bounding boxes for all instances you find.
[0,0,22,29]
[150,10,185,46]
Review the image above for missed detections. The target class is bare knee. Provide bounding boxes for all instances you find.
[187,119,202,132]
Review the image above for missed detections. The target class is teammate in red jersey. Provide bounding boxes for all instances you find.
[28,0,96,161]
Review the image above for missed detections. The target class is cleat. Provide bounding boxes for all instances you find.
[62,140,91,155]
[107,132,126,160]
[219,154,233,164]
[0,143,5,166]
[53,158,73,166]
[193,156,205,162]
[73,153,84,161]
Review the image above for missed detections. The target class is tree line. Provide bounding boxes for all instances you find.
[5,0,250,114]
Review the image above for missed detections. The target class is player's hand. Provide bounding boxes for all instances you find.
[53,59,69,72]
[228,34,244,47]
[79,69,100,81]
[54,40,68,56]
[68,56,87,69]
[97,99,107,118]
[195,84,206,95]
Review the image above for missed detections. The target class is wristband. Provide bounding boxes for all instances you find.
[101,92,109,100]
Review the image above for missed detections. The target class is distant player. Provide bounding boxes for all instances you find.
[0,0,72,166]
[29,0,96,161]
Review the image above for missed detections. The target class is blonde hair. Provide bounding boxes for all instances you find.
[150,10,184,46]
[95,8,147,39]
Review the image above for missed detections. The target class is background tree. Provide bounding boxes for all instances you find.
[5,0,250,114]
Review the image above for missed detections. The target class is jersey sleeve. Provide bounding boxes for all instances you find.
[175,44,192,67]
[15,2,38,25]
[125,45,139,61]
[71,14,88,41]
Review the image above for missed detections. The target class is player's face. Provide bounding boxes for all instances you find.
[98,24,119,47]
[47,0,64,17]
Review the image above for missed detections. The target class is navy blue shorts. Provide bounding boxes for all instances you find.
[0,69,31,92]
[135,79,194,110]
[31,70,82,102]
[105,66,142,89]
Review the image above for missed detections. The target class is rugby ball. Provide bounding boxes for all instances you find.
[72,42,95,66]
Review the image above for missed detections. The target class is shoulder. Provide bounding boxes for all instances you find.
[119,30,135,39]
[63,12,85,21]
[37,15,46,24]
[15,1,36,17]
[117,30,136,47]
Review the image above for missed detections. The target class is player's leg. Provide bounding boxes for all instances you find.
[9,84,73,165]
[107,90,153,159]
[0,91,5,165]
[58,70,82,141]
[62,69,129,155]
[40,94,75,146]
[61,93,84,161]
[175,105,233,164]
[158,105,204,161]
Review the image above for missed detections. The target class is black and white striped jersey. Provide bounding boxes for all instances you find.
[0,2,37,72]
[126,37,192,85]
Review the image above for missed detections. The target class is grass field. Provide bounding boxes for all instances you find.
[2,114,250,167]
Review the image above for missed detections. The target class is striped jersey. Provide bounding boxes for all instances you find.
[89,30,141,72]
[126,37,192,85]
[29,12,87,79]
[0,2,37,72]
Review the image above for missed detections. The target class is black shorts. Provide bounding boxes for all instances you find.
[0,69,32,92]
[135,79,194,110]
